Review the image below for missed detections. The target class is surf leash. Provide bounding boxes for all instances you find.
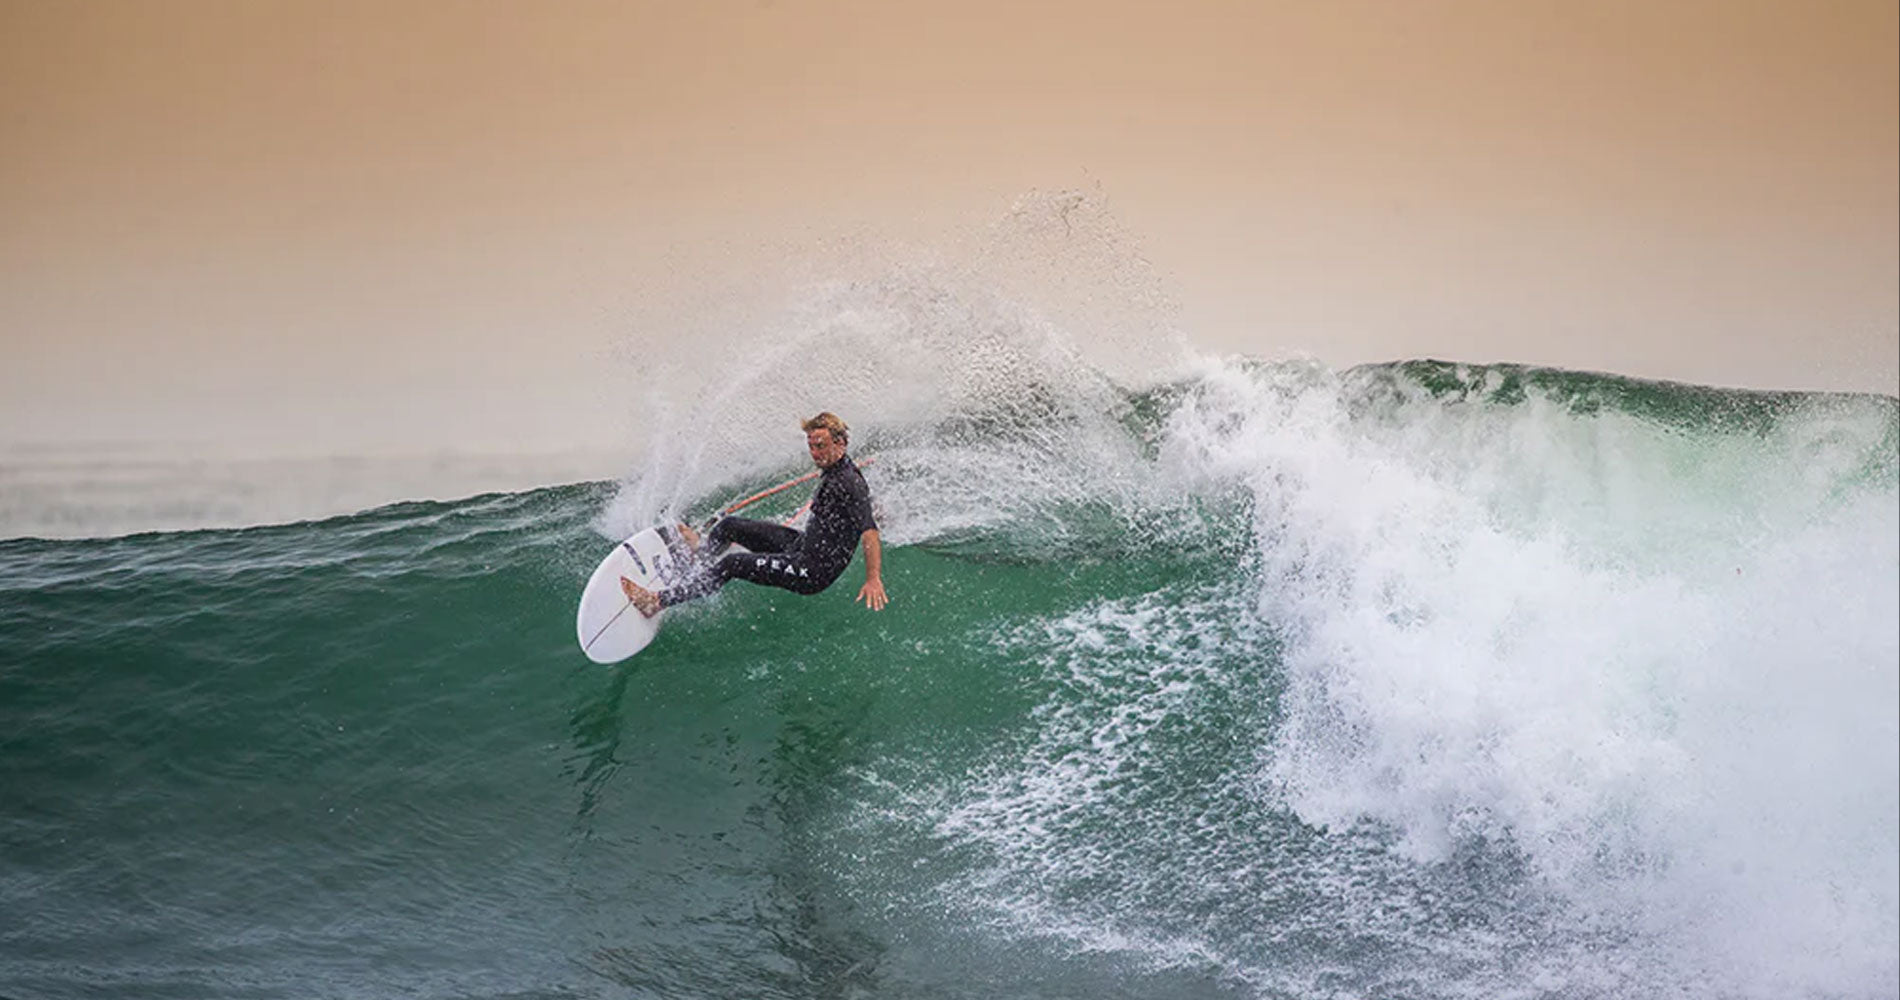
[716,470,822,517]
[699,457,877,528]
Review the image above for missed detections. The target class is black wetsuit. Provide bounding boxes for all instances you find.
[658,455,877,608]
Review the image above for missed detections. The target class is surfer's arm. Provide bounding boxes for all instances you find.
[856,529,888,611]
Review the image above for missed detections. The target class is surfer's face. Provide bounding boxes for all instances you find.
[807,428,845,468]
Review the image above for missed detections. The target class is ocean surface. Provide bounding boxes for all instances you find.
[2,357,1896,999]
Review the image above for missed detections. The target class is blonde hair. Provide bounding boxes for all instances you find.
[800,412,849,445]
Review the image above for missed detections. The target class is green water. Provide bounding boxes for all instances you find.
[3,361,1895,999]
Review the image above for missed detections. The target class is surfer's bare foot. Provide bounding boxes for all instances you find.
[677,522,701,551]
[619,576,662,618]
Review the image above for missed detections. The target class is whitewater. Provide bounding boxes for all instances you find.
[1,268,1894,998]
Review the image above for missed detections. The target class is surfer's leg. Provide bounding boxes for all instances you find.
[704,516,802,555]
[658,550,828,607]
[718,555,839,596]
[655,556,732,608]
[716,551,832,596]
[633,519,814,614]
[655,550,766,607]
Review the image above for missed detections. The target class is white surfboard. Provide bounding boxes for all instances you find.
[576,525,692,663]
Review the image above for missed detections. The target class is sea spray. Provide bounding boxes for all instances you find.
[602,272,1187,557]
[602,190,1186,543]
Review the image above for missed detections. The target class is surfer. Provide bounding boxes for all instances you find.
[620,412,888,615]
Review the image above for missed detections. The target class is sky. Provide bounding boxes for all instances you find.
[3,0,1896,474]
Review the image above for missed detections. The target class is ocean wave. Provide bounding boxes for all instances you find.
[3,337,1894,997]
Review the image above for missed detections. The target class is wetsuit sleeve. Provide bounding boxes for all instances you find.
[850,471,877,534]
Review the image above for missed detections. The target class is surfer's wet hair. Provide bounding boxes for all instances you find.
[800,412,849,446]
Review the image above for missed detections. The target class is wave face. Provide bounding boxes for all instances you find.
[3,346,1895,998]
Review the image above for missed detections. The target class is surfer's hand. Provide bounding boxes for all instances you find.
[857,577,888,611]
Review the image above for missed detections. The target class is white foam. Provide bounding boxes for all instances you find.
[1167,359,1899,996]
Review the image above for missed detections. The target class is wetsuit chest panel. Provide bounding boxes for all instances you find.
[802,459,876,571]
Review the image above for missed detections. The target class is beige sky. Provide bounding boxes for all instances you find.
[3,0,1895,466]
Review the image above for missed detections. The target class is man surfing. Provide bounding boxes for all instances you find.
[620,412,888,616]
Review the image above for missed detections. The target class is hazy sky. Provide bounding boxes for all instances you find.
[3,0,1895,464]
